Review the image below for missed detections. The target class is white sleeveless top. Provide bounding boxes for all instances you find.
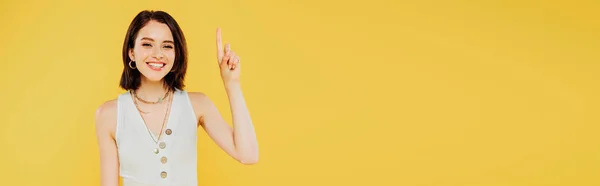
[116,89,199,186]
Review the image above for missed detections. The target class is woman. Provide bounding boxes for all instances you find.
[94,10,259,186]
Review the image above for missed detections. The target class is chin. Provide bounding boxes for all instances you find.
[145,76,166,82]
[140,72,169,82]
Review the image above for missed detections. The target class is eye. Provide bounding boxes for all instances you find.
[142,43,152,47]
[163,45,174,49]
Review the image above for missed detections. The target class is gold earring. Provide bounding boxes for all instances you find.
[129,61,137,69]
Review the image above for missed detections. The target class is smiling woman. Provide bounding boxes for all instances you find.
[119,11,187,90]
[94,10,259,186]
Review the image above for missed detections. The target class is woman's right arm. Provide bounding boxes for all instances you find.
[95,100,119,186]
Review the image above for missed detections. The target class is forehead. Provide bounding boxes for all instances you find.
[136,20,173,41]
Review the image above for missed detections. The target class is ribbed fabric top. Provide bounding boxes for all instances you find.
[116,89,198,186]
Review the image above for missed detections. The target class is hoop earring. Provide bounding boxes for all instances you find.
[129,61,137,69]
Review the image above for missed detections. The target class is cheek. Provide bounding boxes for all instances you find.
[135,48,151,59]
[167,51,176,63]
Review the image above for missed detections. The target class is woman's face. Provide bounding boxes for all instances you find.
[129,20,176,82]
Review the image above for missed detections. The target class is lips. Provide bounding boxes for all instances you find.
[146,62,166,71]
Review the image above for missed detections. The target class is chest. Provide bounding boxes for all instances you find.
[136,104,172,138]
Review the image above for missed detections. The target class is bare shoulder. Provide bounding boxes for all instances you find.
[187,91,210,104]
[95,99,118,138]
[186,91,215,116]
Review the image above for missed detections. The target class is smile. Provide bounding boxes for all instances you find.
[146,62,166,71]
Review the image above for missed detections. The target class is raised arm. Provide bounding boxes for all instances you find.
[188,28,258,164]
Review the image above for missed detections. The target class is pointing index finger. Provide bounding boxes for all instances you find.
[216,28,224,61]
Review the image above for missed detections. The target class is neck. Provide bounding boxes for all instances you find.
[135,77,171,101]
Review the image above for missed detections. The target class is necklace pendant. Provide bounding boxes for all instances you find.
[153,148,159,154]
[158,97,164,103]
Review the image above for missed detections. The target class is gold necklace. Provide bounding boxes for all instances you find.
[133,89,170,104]
[131,90,172,143]
[133,101,159,114]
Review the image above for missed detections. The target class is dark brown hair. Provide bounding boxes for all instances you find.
[120,10,188,91]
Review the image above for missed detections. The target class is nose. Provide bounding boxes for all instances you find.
[151,47,164,59]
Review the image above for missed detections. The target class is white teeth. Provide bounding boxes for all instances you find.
[148,63,164,68]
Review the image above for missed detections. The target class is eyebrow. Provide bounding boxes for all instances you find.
[141,37,174,44]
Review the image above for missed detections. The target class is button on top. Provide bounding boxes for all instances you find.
[161,171,167,179]
[165,129,172,135]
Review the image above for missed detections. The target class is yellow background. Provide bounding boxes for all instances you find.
[1,0,599,185]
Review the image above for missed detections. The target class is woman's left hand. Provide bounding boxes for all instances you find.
[216,28,241,87]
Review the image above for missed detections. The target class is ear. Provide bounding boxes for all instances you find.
[128,48,135,62]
